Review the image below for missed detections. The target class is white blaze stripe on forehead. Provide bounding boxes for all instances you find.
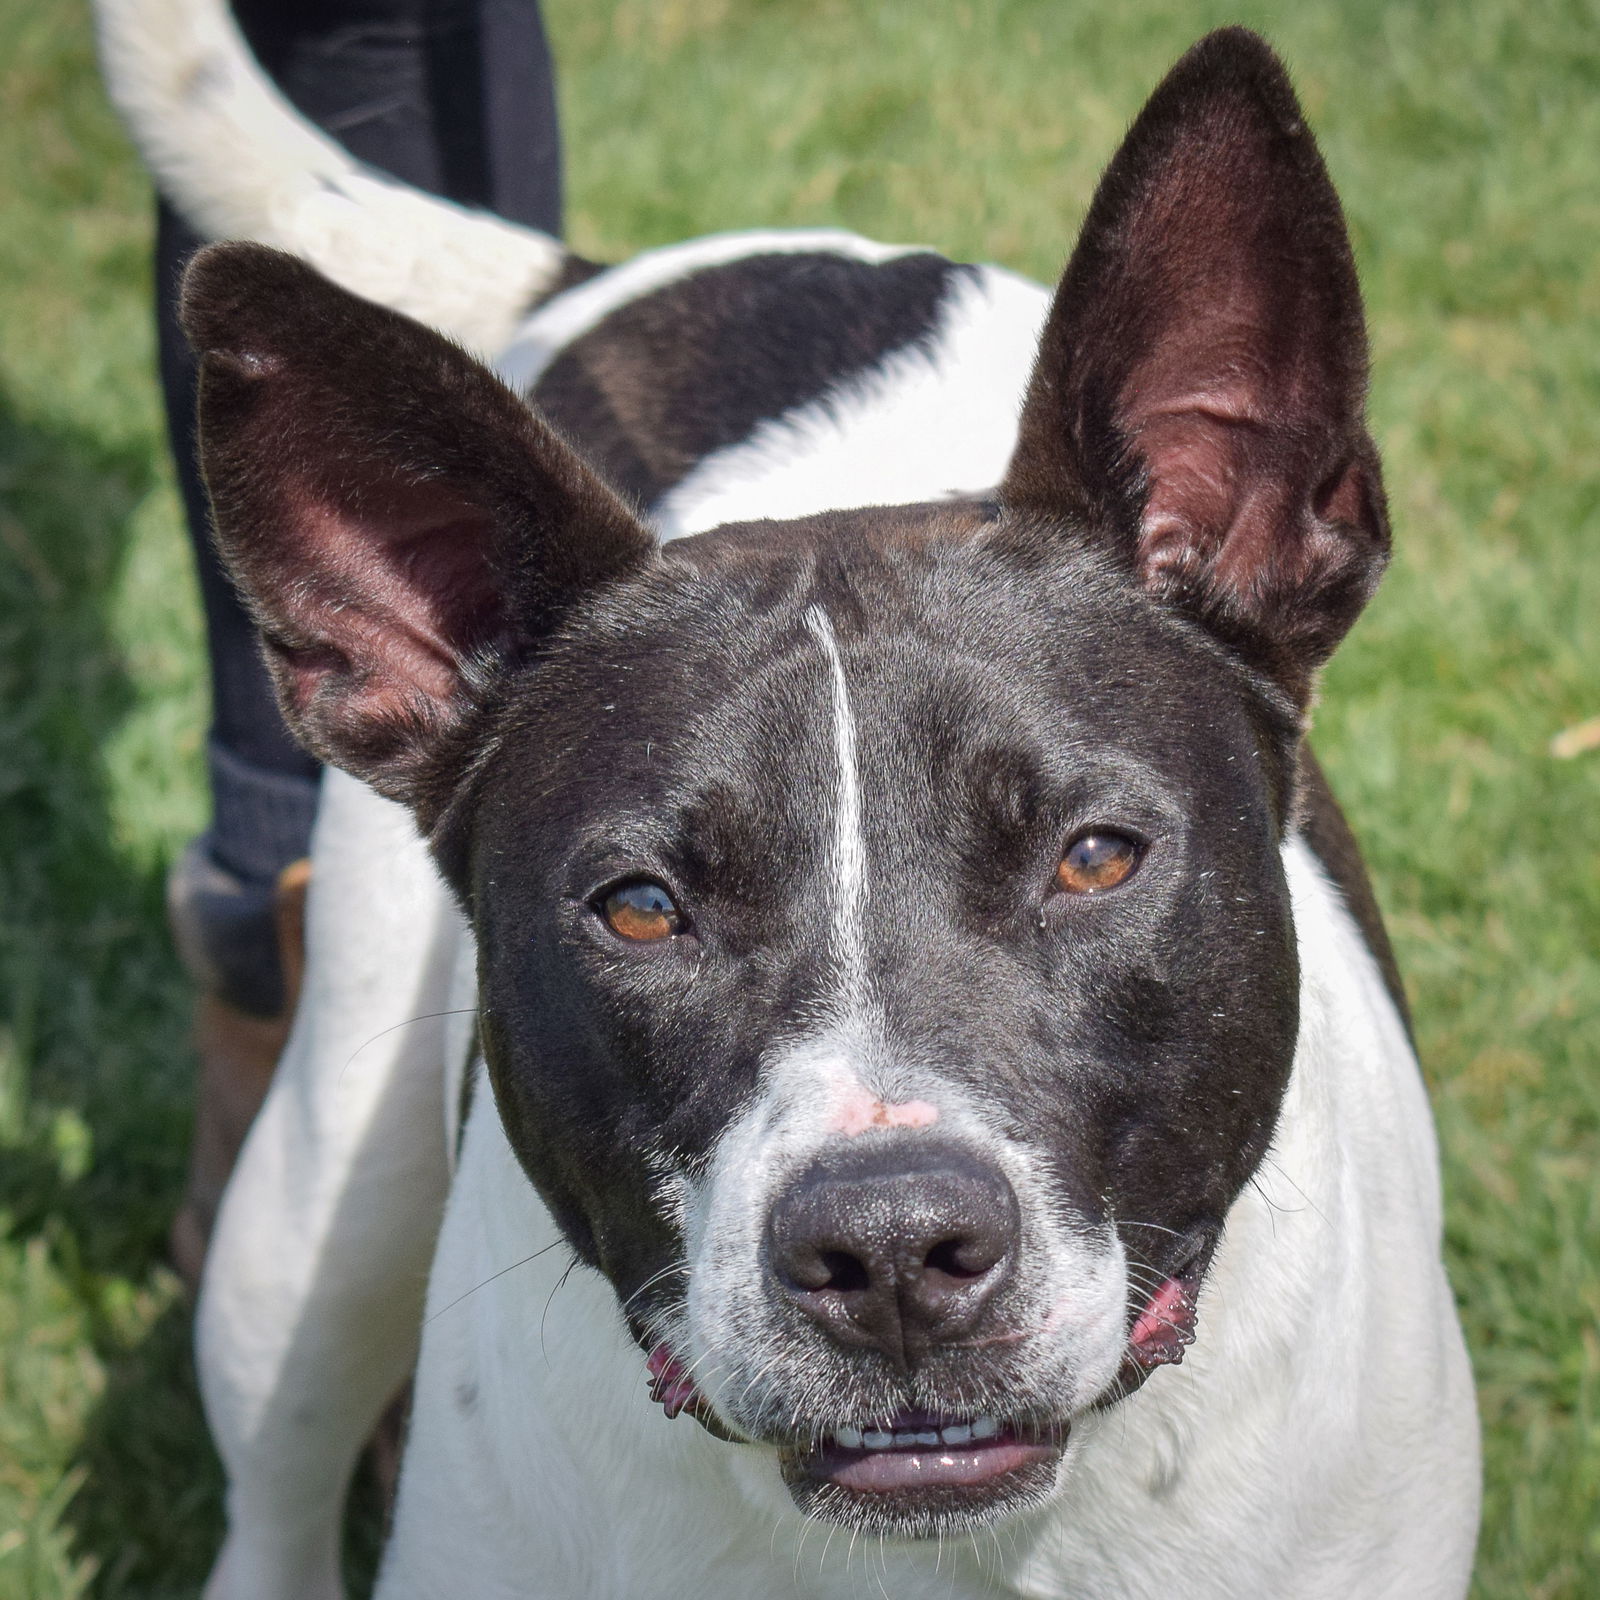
[804,605,868,1016]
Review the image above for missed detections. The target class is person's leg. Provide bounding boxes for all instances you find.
[161,0,563,1286]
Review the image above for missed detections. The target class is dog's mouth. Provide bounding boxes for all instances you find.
[645,1343,716,1424]
[787,1409,1063,1492]
[646,1343,1065,1528]
[1112,1226,1213,1394]
[778,1410,1067,1532]
[641,1247,1207,1531]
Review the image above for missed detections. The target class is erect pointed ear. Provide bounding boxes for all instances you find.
[182,243,655,818]
[1000,28,1388,705]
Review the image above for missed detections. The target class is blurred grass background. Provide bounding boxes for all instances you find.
[0,0,1595,1592]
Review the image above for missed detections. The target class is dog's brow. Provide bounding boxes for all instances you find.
[804,605,868,1018]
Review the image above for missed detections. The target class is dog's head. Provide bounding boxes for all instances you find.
[184,30,1386,1537]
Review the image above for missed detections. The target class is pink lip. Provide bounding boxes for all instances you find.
[817,1430,1056,1493]
[645,1343,704,1420]
[1127,1274,1198,1368]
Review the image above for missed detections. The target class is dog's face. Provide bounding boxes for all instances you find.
[465,511,1302,1530]
[184,30,1387,1537]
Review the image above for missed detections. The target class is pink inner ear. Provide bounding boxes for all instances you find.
[267,472,504,729]
[1137,410,1319,607]
[1125,302,1334,602]
[1135,412,1250,571]
[1107,142,1355,601]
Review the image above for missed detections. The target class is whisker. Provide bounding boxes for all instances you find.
[817,1516,840,1582]
[1258,1155,1330,1226]
[620,1260,689,1318]
[423,1238,564,1326]
[732,1345,795,1422]
[1116,1219,1187,1241]
[792,1504,813,1588]
[539,1254,580,1365]
[339,1008,477,1083]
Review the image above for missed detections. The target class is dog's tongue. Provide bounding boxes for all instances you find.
[1128,1275,1198,1368]
[646,1343,701,1419]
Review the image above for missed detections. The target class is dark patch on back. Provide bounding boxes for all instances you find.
[523,252,608,317]
[1295,744,1411,1035]
[532,251,969,508]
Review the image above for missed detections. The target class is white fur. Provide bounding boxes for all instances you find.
[804,606,869,1014]
[197,770,466,1599]
[94,0,566,356]
[361,838,1478,1598]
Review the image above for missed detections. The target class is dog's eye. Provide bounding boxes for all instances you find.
[1056,831,1142,895]
[599,879,685,942]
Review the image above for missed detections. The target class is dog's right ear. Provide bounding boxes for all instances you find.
[182,244,654,818]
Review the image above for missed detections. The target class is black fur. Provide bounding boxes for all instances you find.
[461,507,1300,1318]
[534,251,969,508]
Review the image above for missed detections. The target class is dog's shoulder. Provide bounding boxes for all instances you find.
[502,232,983,509]
[1295,745,1411,1031]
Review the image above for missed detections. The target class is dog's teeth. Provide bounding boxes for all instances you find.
[830,1418,1002,1452]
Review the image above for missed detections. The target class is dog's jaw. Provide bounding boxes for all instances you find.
[643,1324,1076,1533]
[642,1169,1207,1536]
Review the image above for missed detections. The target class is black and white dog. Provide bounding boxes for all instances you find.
[99,2,1480,1594]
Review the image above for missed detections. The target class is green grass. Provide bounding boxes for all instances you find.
[0,0,1595,1592]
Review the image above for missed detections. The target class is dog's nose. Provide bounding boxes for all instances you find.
[767,1137,1019,1368]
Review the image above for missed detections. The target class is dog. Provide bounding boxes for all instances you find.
[98,3,1481,1594]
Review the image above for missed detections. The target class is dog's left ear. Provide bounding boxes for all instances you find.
[1001,28,1387,705]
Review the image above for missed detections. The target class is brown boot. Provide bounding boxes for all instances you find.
[168,854,311,1292]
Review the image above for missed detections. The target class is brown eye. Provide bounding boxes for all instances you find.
[1056,831,1141,895]
[600,879,685,942]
